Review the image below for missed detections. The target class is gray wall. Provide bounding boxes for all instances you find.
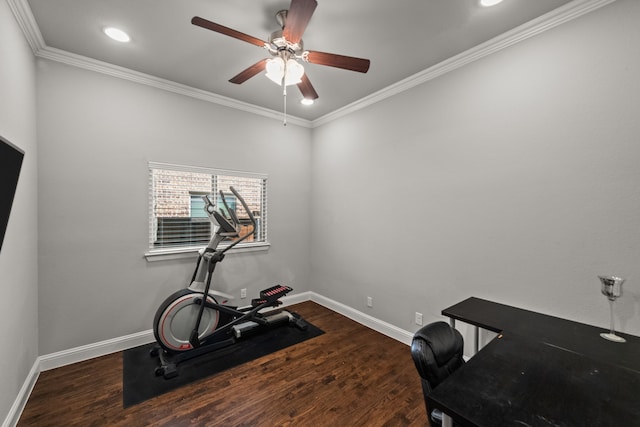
[36,60,312,355]
[0,0,39,420]
[310,0,640,341]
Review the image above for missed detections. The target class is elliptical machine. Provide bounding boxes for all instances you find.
[151,186,307,379]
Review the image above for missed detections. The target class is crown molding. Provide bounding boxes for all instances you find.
[8,0,616,129]
[35,46,311,128]
[310,0,617,128]
[7,0,311,128]
[6,0,45,53]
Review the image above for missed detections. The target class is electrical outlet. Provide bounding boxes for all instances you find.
[240,288,247,299]
[367,296,373,308]
[415,312,423,326]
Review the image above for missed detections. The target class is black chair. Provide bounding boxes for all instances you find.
[411,321,465,426]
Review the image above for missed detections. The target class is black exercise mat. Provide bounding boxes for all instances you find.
[122,322,324,407]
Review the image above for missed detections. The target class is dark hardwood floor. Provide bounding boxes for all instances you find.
[18,301,429,426]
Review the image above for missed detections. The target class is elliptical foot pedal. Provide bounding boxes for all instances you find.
[260,284,293,302]
[251,298,269,307]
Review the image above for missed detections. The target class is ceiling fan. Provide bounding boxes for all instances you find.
[191,0,371,105]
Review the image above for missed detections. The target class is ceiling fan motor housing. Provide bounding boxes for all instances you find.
[270,9,304,55]
[269,33,303,56]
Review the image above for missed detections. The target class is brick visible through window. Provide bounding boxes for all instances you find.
[148,162,267,251]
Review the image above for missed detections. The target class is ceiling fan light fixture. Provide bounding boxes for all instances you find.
[300,98,314,106]
[286,59,304,84]
[265,57,304,86]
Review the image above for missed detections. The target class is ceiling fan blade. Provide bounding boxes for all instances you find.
[192,16,267,48]
[297,74,319,100]
[282,0,318,44]
[305,51,370,73]
[229,59,268,84]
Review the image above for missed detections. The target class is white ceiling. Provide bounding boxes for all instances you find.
[21,0,581,123]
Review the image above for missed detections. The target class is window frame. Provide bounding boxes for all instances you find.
[145,162,269,262]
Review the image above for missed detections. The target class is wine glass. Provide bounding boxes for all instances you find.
[598,275,626,343]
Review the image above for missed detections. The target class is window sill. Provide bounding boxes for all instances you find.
[144,242,271,262]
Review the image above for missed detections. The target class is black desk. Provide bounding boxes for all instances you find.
[426,297,640,426]
[442,297,640,373]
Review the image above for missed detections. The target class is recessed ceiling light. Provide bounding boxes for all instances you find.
[103,27,130,43]
[300,98,315,106]
[480,0,504,7]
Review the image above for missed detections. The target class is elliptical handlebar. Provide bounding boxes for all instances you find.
[228,186,256,227]
[201,186,257,253]
[219,186,256,253]
[219,189,239,228]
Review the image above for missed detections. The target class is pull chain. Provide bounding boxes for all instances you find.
[283,85,287,126]
[282,61,287,126]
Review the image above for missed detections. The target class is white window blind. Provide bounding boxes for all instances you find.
[148,162,267,254]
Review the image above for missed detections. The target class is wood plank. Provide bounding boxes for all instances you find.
[18,302,428,426]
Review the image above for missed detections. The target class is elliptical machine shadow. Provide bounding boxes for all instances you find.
[150,186,307,379]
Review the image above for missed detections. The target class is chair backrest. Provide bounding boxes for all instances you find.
[411,321,465,396]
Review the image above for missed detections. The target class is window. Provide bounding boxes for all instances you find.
[147,162,268,260]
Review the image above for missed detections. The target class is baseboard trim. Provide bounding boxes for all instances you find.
[280,290,313,307]
[39,329,155,372]
[3,359,39,427]
[308,292,414,346]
